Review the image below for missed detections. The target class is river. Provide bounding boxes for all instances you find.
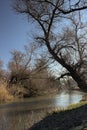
[0,90,85,130]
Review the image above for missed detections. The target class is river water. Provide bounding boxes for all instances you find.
[0,90,85,130]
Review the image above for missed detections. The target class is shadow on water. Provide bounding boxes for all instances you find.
[0,90,85,130]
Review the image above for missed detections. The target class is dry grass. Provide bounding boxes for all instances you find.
[44,101,87,116]
[0,80,13,103]
[67,101,87,110]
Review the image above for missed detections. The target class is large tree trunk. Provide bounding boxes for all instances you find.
[66,67,87,92]
[59,62,87,92]
[46,41,87,92]
[13,0,87,92]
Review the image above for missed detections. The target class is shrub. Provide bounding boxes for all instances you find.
[0,80,13,103]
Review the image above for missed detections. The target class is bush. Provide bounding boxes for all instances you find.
[0,80,13,103]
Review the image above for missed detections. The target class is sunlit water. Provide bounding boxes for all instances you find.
[0,90,85,130]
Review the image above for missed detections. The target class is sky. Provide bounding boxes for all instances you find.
[0,0,87,72]
[0,0,34,69]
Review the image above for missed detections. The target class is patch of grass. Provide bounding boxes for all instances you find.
[47,101,87,115]
[68,101,87,110]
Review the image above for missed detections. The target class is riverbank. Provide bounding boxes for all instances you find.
[29,102,87,130]
[0,99,87,130]
[0,79,59,104]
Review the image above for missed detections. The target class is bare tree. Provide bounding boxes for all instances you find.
[13,0,87,91]
[56,16,87,85]
[8,44,37,84]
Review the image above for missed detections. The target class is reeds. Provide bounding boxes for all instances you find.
[0,80,13,103]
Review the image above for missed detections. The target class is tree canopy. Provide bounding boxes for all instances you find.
[13,0,87,92]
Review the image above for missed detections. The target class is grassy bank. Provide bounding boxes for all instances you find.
[29,101,87,130]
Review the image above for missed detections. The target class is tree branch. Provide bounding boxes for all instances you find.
[56,72,71,80]
[58,6,87,14]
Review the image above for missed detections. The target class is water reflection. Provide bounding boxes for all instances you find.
[0,90,85,130]
[54,91,83,108]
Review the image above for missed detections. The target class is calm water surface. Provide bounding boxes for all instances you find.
[0,90,85,130]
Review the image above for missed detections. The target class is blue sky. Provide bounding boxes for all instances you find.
[0,0,87,72]
[0,0,34,69]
